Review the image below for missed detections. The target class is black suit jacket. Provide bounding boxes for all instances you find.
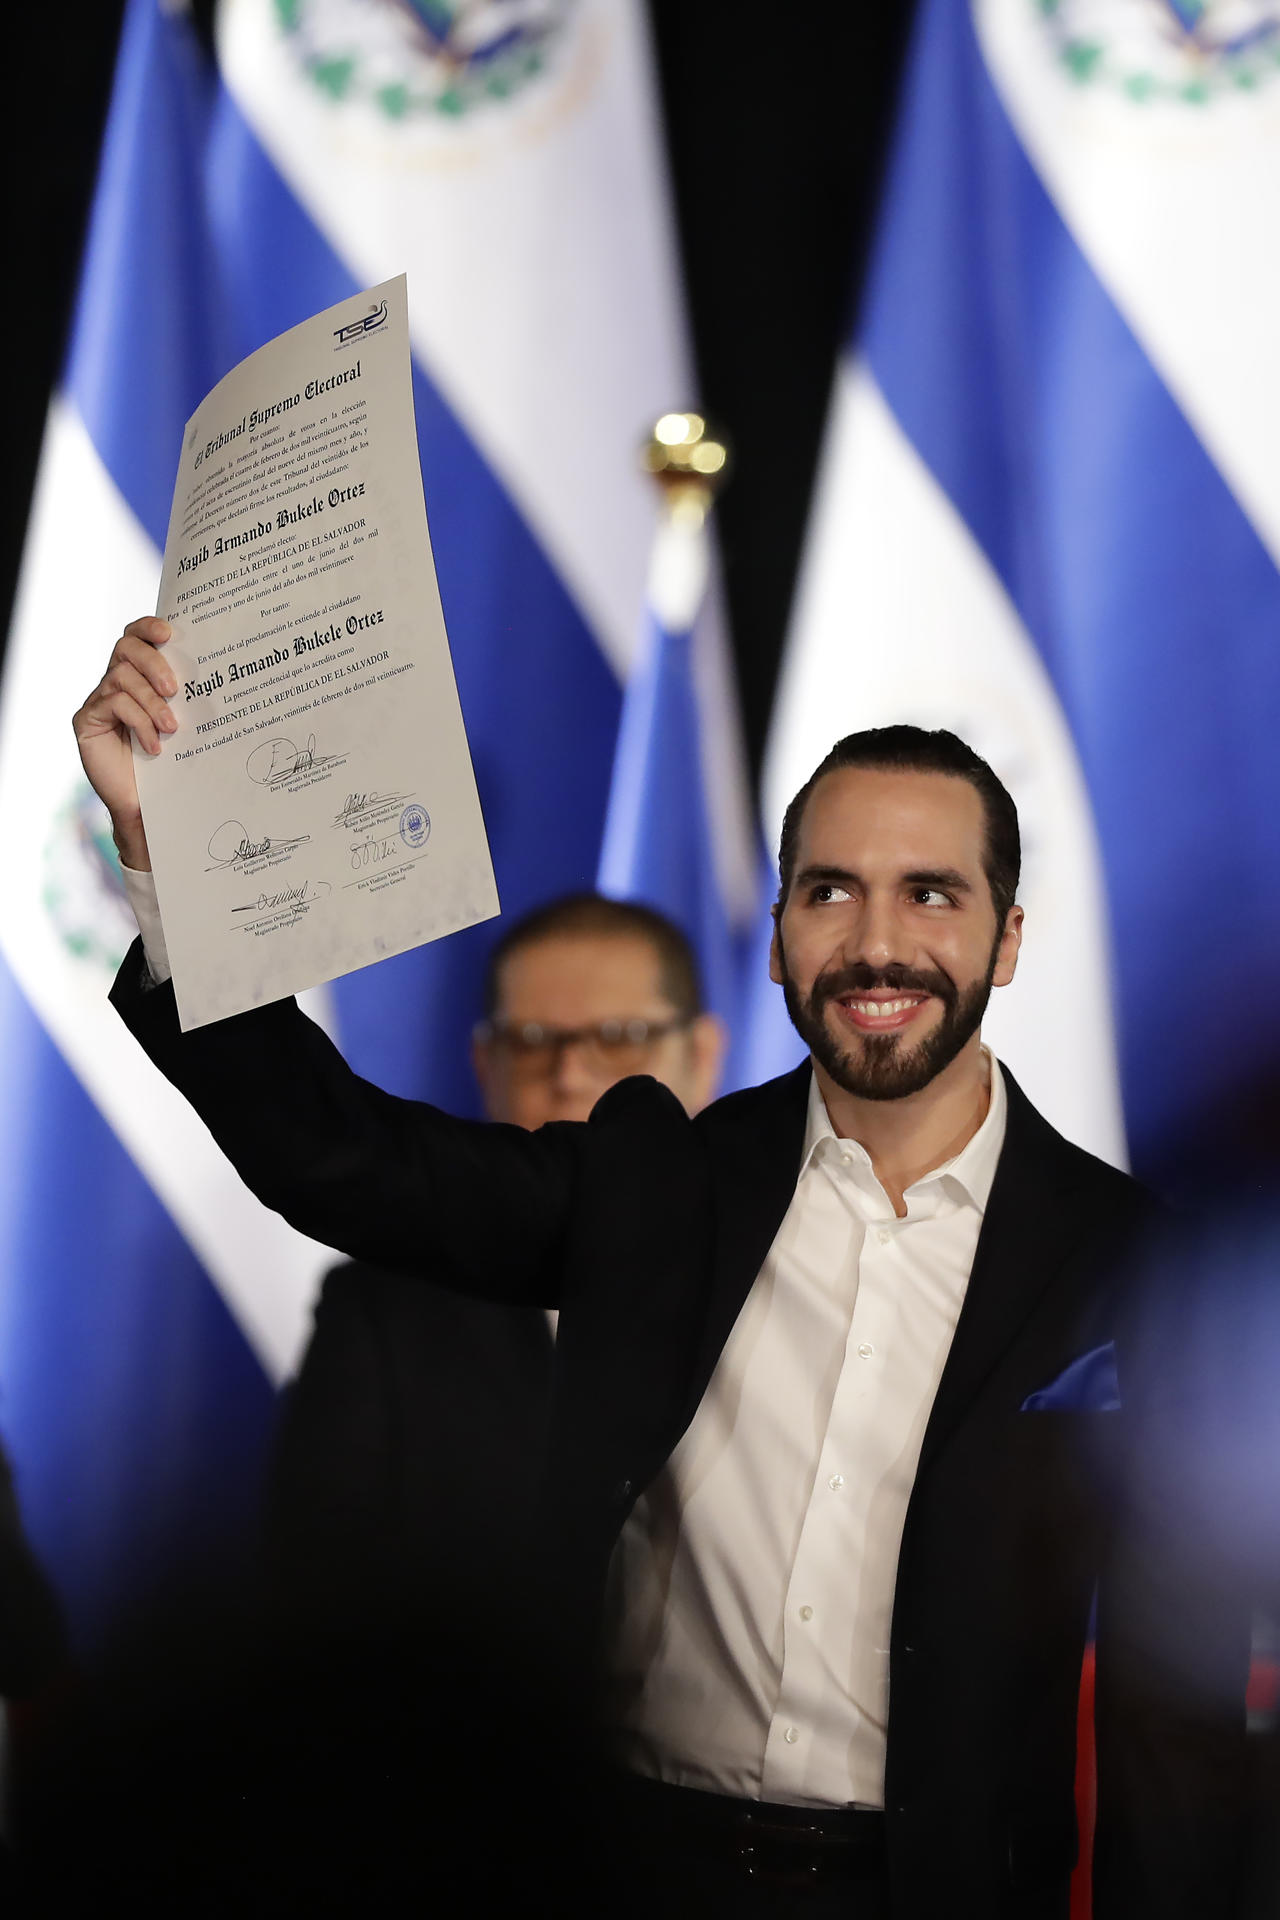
[111,943,1242,1917]
[266,1260,553,1624]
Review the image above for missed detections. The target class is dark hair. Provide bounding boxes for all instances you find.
[483,893,704,1021]
[776,726,1021,924]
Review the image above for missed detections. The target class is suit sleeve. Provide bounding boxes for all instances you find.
[110,938,581,1306]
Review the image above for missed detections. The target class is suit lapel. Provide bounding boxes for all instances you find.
[681,1062,1103,1476]
[685,1061,812,1422]
[916,1069,1098,1475]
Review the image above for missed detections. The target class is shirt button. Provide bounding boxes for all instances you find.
[784,1726,800,1745]
[857,1342,874,1359]
[876,1228,891,1246]
[828,1473,844,1491]
[841,1148,854,1165]
[799,1605,813,1622]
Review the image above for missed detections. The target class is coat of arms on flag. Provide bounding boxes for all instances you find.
[277,0,583,121]
[41,787,137,982]
[1041,0,1280,97]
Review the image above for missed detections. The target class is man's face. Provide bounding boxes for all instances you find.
[770,766,1022,1103]
[473,930,723,1128]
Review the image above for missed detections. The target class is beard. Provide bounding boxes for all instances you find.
[778,939,1000,1103]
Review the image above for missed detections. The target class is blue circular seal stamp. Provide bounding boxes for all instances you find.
[400,803,431,850]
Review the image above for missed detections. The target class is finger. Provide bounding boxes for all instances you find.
[113,633,179,702]
[107,660,178,734]
[72,682,133,742]
[76,680,167,752]
[109,689,166,757]
[121,616,173,648]
[110,656,179,721]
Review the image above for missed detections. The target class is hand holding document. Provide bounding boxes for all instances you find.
[132,276,497,1028]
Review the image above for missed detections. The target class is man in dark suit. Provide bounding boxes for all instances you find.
[266,893,724,1629]
[75,616,1244,1917]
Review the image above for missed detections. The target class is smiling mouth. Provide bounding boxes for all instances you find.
[834,994,931,1033]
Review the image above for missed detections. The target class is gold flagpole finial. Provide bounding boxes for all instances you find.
[641,413,730,529]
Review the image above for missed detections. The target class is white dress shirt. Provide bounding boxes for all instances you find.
[605,1059,1007,1809]
[121,865,171,982]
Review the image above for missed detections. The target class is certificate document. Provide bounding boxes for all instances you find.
[138,277,498,1030]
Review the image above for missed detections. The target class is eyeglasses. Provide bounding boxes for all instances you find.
[475,1014,692,1080]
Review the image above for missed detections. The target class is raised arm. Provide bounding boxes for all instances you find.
[111,952,581,1303]
[79,618,581,1305]
[71,615,178,873]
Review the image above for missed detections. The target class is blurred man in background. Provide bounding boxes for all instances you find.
[471,893,724,1132]
[266,892,724,1630]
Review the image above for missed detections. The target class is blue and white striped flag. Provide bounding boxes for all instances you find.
[215,0,691,1106]
[597,457,756,1037]
[756,0,1280,1174]
[0,0,695,1635]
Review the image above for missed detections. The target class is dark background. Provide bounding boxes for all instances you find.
[2,1,915,780]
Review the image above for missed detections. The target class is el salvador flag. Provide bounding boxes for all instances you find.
[0,0,697,1639]
[597,462,757,1046]
[754,0,1280,1178]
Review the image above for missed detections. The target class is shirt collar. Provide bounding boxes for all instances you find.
[799,1048,1008,1215]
